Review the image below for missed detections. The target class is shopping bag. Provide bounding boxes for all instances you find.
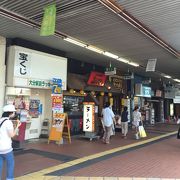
[138,125,147,138]
[177,127,180,139]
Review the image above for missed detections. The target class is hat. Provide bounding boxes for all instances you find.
[3,104,16,112]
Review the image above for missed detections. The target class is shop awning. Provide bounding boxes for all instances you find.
[67,73,125,94]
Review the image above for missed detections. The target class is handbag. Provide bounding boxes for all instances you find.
[177,127,180,139]
[138,125,147,138]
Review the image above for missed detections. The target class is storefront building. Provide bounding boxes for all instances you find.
[5,45,67,140]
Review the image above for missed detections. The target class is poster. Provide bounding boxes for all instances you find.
[29,99,40,118]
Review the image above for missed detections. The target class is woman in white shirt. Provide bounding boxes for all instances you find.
[0,104,21,180]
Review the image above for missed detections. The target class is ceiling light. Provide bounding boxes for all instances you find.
[64,37,87,47]
[128,62,139,67]
[104,51,118,59]
[86,46,103,54]
[117,57,129,63]
[174,79,180,83]
[164,75,171,79]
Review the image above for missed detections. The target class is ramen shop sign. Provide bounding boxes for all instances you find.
[83,102,95,132]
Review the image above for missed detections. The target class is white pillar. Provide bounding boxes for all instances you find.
[0,36,6,115]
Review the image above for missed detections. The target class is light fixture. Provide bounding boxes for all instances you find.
[86,45,103,54]
[64,37,87,47]
[174,79,180,83]
[128,62,139,67]
[117,57,129,63]
[104,51,118,59]
[164,75,171,79]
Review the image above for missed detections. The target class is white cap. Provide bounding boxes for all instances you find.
[3,104,16,112]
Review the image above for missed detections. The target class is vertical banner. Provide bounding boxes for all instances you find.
[83,102,95,132]
[40,4,56,36]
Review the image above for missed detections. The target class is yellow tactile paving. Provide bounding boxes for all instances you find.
[104,177,118,180]
[89,177,104,180]
[74,176,89,180]
[15,131,177,180]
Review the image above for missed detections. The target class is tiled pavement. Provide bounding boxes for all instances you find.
[8,123,180,180]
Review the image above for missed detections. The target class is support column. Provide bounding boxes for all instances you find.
[0,36,6,115]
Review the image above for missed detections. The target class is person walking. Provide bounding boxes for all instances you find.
[102,102,115,144]
[0,104,21,180]
[121,106,128,138]
[132,106,141,139]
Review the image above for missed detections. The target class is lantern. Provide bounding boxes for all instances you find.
[108,92,112,97]
[100,92,104,96]
[80,90,84,95]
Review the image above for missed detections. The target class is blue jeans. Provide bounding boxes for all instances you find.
[0,151,14,180]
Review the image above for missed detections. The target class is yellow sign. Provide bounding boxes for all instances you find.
[48,113,71,144]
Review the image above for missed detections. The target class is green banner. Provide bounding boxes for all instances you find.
[40,4,56,36]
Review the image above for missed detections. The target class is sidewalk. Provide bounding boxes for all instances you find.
[5,123,179,179]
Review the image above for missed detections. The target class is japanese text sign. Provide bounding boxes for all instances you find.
[83,102,95,132]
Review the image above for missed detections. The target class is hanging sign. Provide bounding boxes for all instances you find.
[83,102,95,132]
[105,67,116,76]
[146,59,157,72]
[40,4,56,36]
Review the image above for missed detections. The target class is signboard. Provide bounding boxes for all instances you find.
[7,46,67,90]
[48,113,65,143]
[146,58,157,72]
[14,51,31,78]
[143,86,151,97]
[28,79,51,89]
[135,84,151,97]
[87,71,106,86]
[155,90,162,97]
[48,113,71,144]
[109,76,123,90]
[105,67,116,76]
[83,102,95,132]
[52,94,63,110]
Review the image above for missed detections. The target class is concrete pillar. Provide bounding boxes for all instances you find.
[0,36,6,115]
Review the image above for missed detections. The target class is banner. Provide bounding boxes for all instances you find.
[40,4,56,36]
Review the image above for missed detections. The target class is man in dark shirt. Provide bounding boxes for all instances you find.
[121,106,128,138]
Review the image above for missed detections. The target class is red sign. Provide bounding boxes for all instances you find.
[52,94,63,109]
[87,71,106,86]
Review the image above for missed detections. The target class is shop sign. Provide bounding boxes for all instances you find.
[14,51,31,78]
[52,94,63,109]
[109,76,123,90]
[52,78,62,94]
[174,96,180,104]
[105,67,116,75]
[111,73,134,80]
[28,79,51,88]
[155,90,162,97]
[87,71,106,87]
[142,86,151,97]
[135,84,151,97]
[83,102,95,132]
